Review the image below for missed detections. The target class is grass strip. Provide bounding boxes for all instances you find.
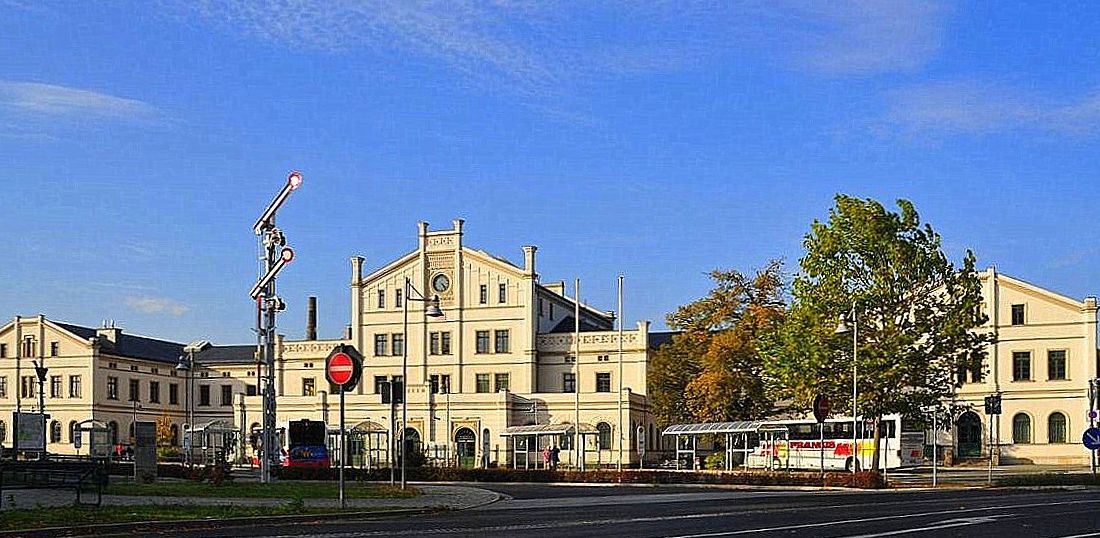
[0,503,394,532]
[105,481,418,499]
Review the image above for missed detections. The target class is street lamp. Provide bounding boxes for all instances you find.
[32,360,47,460]
[175,347,198,469]
[401,276,445,490]
[834,306,858,474]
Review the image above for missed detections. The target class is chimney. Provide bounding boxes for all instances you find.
[351,256,364,286]
[307,296,317,340]
[96,323,121,344]
[522,245,537,276]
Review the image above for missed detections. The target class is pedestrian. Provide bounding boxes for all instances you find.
[542,444,551,469]
[550,445,560,471]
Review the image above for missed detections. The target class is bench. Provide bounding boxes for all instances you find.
[0,459,108,508]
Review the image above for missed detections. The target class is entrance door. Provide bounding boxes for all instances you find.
[455,428,476,468]
[956,411,982,458]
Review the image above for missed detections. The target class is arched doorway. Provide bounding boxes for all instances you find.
[455,427,476,468]
[957,411,982,458]
[402,427,421,466]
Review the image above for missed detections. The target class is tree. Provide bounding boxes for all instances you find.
[650,261,786,427]
[761,195,993,469]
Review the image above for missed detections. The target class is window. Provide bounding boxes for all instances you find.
[147,381,159,403]
[0,420,5,444]
[395,288,403,308]
[246,385,257,396]
[221,385,232,406]
[21,376,36,399]
[1012,352,1032,381]
[430,332,440,355]
[129,379,140,402]
[494,330,510,353]
[302,378,316,397]
[479,285,487,304]
[441,374,451,394]
[595,372,612,392]
[597,354,610,362]
[1048,412,1068,444]
[374,334,388,356]
[107,376,119,400]
[50,375,61,398]
[476,331,490,354]
[50,420,61,443]
[68,420,77,443]
[430,374,440,394]
[377,289,386,309]
[1011,304,1025,325]
[441,332,451,355]
[0,343,6,357]
[969,362,983,383]
[1048,350,1067,380]
[392,333,404,356]
[498,283,506,304]
[1012,413,1031,444]
[596,422,612,450]
[170,424,179,446]
[169,383,179,405]
[107,421,118,445]
[68,375,81,398]
[22,337,35,357]
[374,376,387,394]
[49,342,59,357]
[199,385,210,406]
[0,376,6,398]
[475,374,491,393]
[494,373,510,392]
[563,372,575,393]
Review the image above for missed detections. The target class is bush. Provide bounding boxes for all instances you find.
[703,453,725,470]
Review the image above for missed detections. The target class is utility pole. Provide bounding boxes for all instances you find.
[251,171,303,484]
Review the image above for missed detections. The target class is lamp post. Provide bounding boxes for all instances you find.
[834,305,858,475]
[32,360,47,460]
[175,350,196,469]
[921,405,938,488]
[401,276,444,490]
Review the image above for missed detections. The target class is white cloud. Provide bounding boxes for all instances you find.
[0,81,156,121]
[125,296,190,317]
[884,80,1100,136]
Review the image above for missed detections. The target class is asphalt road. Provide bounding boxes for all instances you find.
[128,485,1100,538]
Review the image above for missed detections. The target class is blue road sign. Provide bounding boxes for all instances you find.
[1082,427,1100,450]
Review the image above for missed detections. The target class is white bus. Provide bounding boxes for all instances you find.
[747,415,924,471]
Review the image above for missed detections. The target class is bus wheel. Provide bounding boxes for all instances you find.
[846,457,861,472]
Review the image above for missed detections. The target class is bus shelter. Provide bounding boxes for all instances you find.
[500,423,598,469]
[661,421,789,471]
[184,420,240,466]
[344,420,389,469]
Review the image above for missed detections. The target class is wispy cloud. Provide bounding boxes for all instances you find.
[167,1,948,102]
[125,296,190,317]
[0,81,157,121]
[883,80,1100,136]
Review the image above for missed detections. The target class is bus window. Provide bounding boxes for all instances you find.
[790,424,816,440]
[878,419,896,439]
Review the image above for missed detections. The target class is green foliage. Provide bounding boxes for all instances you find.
[703,452,725,470]
[761,195,994,466]
[650,262,786,427]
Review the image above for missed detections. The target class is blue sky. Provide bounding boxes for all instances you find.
[2,1,1099,344]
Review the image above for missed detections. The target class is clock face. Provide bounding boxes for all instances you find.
[431,273,451,293]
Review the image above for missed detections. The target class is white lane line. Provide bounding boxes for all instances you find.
[663,499,1100,538]
[1052,533,1100,538]
[837,515,1007,538]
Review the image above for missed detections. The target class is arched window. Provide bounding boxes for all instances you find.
[50,420,62,443]
[170,424,180,446]
[1012,413,1031,444]
[107,421,119,445]
[596,422,612,450]
[128,421,135,443]
[1048,412,1068,444]
[68,421,78,443]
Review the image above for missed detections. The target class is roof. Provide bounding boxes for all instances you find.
[194,345,256,365]
[647,331,679,349]
[500,423,598,436]
[546,316,607,334]
[57,322,185,364]
[662,421,789,436]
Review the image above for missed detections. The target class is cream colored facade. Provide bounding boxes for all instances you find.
[953,267,1099,465]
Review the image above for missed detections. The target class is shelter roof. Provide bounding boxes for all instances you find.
[662,421,788,436]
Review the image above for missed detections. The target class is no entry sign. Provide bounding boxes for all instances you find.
[325,345,362,390]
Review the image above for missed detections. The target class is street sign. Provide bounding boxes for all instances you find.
[812,394,831,423]
[1084,428,1100,451]
[984,394,1002,415]
[325,345,363,390]
[327,352,354,386]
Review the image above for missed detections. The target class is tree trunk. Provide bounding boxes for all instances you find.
[871,417,882,471]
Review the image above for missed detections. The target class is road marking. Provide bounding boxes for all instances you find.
[663,499,1100,538]
[1053,533,1100,538]
[837,515,1007,538]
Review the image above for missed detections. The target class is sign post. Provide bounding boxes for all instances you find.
[921,405,938,488]
[812,395,830,484]
[984,394,1001,485]
[326,345,362,509]
[637,425,646,470]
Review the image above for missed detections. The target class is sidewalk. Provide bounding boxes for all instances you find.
[0,484,500,511]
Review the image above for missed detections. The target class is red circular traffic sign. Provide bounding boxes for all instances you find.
[327,352,354,386]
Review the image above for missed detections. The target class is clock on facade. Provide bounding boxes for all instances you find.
[431,273,451,293]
